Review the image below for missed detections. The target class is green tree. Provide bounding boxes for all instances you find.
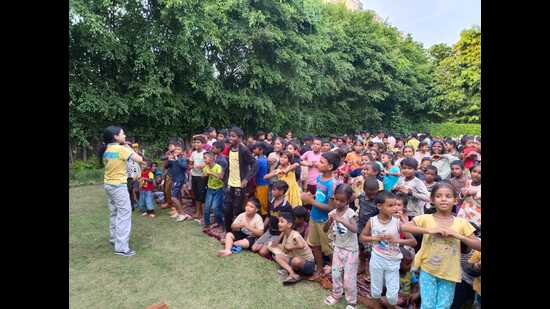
[427,27,481,123]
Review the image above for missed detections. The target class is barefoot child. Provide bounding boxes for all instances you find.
[252,181,292,258]
[401,182,481,309]
[166,144,191,222]
[360,192,417,309]
[323,184,359,309]
[218,199,264,257]
[272,212,316,284]
[190,135,207,221]
[300,152,340,280]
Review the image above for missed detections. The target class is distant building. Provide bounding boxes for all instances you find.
[325,0,363,11]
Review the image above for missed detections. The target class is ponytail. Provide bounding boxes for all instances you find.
[98,126,122,166]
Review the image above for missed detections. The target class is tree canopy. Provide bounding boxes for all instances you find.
[69,0,481,152]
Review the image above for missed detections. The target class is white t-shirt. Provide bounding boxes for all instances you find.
[329,208,359,251]
[233,213,264,236]
[191,150,206,176]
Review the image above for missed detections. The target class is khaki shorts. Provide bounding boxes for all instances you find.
[306,219,333,255]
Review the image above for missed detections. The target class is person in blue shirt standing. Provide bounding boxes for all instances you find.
[301,151,340,281]
[252,143,269,217]
[166,143,189,222]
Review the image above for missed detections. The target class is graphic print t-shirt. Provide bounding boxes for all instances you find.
[310,175,335,223]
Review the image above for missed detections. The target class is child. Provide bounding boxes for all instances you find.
[382,152,400,192]
[166,144,190,222]
[323,184,359,309]
[272,212,316,284]
[414,142,431,163]
[423,165,439,194]
[321,140,332,153]
[364,162,384,191]
[356,177,381,276]
[401,182,481,309]
[252,143,270,216]
[137,160,156,218]
[395,146,415,167]
[217,199,264,257]
[450,160,470,205]
[202,152,225,231]
[285,142,302,184]
[445,139,459,158]
[468,250,481,309]
[431,141,459,180]
[381,247,420,309]
[300,151,340,280]
[264,151,302,207]
[461,136,480,170]
[301,137,323,195]
[359,192,417,308]
[393,193,410,225]
[267,137,284,175]
[293,206,309,239]
[460,164,481,202]
[345,140,363,171]
[393,158,430,220]
[252,180,292,258]
[190,135,207,221]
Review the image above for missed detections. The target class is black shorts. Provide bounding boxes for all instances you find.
[233,231,256,248]
[289,257,316,276]
[191,176,207,202]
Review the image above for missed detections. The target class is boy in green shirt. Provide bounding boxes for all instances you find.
[202,152,225,231]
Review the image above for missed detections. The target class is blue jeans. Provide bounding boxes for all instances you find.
[137,191,154,212]
[204,188,224,226]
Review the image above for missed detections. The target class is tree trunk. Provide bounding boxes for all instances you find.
[83,146,87,161]
[69,144,73,164]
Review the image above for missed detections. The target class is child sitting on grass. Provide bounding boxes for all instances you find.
[272,212,316,285]
[217,199,264,257]
[323,184,359,309]
[252,180,292,258]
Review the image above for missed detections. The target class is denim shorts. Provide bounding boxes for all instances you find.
[171,180,183,199]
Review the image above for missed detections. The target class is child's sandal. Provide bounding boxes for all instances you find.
[324,295,339,305]
[345,305,356,309]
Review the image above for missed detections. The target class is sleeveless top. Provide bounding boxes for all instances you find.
[370,216,403,261]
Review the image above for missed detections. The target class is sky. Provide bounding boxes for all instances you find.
[360,0,481,48]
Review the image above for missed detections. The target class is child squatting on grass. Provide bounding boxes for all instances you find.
[217,199,264,257]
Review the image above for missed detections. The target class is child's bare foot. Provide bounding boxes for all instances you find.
[307,272,323,282]
[217,250,232,257]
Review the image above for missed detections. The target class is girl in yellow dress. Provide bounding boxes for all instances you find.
[264,151,302,208]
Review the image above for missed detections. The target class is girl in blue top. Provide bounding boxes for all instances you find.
[381,152,400,192]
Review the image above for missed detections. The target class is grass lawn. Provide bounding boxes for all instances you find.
[69,185,355,309]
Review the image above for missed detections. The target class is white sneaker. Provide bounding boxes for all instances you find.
[170,212,179,218]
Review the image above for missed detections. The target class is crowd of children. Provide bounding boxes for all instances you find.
[127,128,482,309]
